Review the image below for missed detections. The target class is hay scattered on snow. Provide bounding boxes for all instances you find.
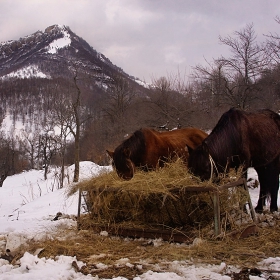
[23,214,280,280]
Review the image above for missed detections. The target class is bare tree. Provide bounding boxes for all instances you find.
[148,75,195,128]
[48,95,71,188]
[102,74,136,138]
[0,133,16,187]
[217,23,266,109]
[19,130,40,170]
[71,72,81,182]
[63,70,91,183]
[37,131,58,180]
[193,60,228,108]
[265,16,280,65]
[261,16,280,109]
[193,24,267,110]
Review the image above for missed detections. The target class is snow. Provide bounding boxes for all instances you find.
[134,77,150,88]
[46,26,71,54]
[1,65,50,80]
[0,253,93,280]
[0,163,279,279]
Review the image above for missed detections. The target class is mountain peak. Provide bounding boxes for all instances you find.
[45,25,71,54]
[45,24,69,33]
[0,24,146,89]
[44,24,73,40]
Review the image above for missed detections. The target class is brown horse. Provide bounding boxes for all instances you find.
[187,108,280,212]
[107,127,208,180]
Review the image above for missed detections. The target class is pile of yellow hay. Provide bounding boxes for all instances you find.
[70,159,251,233]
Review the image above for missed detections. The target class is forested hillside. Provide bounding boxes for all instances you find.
[0,23,280,186]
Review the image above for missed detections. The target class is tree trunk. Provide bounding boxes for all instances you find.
[73,129,80,182]
[73,73,81,183]
[0,174,7,187]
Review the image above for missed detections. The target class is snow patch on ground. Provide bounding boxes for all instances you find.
[0,163,279,279]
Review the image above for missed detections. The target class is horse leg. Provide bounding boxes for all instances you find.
[255,166,268,213]
[269,171,279,212]
[268,157,280,212]
[256,159,280,213]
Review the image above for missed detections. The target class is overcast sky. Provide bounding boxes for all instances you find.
[1,0,280,83]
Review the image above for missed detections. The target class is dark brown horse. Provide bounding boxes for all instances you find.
[187,108,280,213]
[107,127,208,180]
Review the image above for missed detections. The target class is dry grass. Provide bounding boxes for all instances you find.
[24,216,280,279]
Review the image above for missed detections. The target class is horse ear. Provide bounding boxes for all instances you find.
[123,147,131,158]
[106,150,114,158]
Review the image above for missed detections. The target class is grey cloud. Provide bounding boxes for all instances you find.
[0,0,280,82]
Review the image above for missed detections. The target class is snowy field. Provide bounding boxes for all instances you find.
[0,162,279,279]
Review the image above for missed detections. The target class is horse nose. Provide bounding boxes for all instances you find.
[118,171,133,180]
[121,173,133,180]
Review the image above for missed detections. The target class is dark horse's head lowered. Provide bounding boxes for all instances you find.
[107,127,208,180]
[187,143,213,181]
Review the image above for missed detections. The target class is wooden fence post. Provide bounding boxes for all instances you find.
[213,191,221,236]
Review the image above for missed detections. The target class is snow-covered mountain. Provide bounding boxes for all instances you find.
[0,24,146,88]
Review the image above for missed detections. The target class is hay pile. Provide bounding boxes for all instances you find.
[70,159,251,235]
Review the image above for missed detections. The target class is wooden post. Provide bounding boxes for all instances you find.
[243,179,257,222]
[213,191,221,236]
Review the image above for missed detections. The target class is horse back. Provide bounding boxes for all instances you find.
[143,127,207,149]
[179,128,208,149]
[245,109,280,166]
[142,128,207,167]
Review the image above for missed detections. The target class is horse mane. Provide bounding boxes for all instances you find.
[114,129,146,166]
[205,108,243,164]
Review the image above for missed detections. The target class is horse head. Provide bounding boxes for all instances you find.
[187,143,212,181]
[106,147,135,180]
